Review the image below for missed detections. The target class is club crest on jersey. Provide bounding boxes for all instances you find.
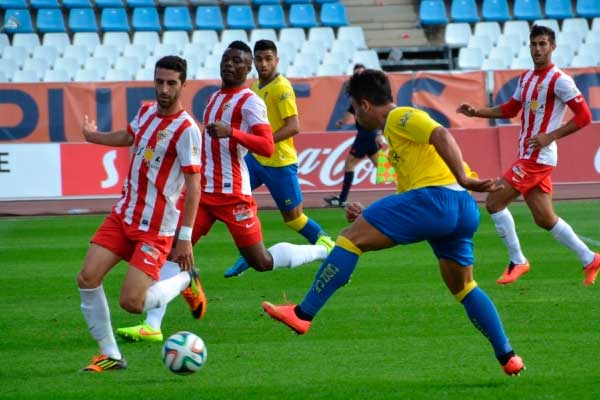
[233,204,254,221]
[141,243,160,260]
[399,111,413,128]
[222,101,231,111]
[157,130,169,142]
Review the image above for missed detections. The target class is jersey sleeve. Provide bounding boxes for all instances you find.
[554,74,581,103]
[511,73,524,101]
[275,82,298,120]
[241,94,270,128]
[386,107,441,144]
[176,120,202,174]
[128,103,151,137]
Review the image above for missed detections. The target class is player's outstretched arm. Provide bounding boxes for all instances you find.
[82,115,133,147]
[430,127,503,193]
[456,103,506,119]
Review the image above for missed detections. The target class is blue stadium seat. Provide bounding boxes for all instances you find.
[195,6,224,30]
[0,0,27,8]
[164,6,193,31]
[513,0,542,21]
[96,0,125,7]
[226,5,255,30]
[257,4,286,29]
[69,8,98,32]
[289,4,317,28]
[101,7,130,31]
[320,2,348,27]
[451,0,480,23]
[36,8,66,32]
[253,0,280,4]
[419,0,448,26]
[284,0,311,4]
[577,0,600,18]
[482,0,510,22]
[30,0,60,8]
[545,0,573,19]
[63,0,93,8]
[3,9,33,32]
[132,7,162,31]
[126,0,155,6]
[314,0,337,3]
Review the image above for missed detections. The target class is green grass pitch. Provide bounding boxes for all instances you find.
[1,201,600,399]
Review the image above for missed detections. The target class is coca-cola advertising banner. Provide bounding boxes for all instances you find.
[1,71,492,144]
[1,125,599,200]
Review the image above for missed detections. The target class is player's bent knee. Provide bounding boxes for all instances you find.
[119,295,144,313]
[77,270,101,289]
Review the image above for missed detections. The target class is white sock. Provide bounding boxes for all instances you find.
[145,261,181,330]
[79,286,121,360]
[143,270,191,312]
[549,218,595,266]
[490,208,527,264]
[269,242,328,270]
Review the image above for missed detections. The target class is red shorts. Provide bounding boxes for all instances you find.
[503,159,554,195]
[191,192,263,248]
[91,211,173,281]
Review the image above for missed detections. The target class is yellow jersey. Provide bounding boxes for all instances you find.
[251,74,298,167]
[385,107,474,193]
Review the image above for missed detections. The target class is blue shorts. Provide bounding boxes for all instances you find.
[349,124,379,159]
[245,153,303,212]
[362,187,480,266]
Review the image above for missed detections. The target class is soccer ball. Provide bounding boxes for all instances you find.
[162,331,207,375]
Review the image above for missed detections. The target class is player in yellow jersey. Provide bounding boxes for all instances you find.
[223,39,333,278]
[263,69,525,376]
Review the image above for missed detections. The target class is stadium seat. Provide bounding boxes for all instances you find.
[249,28,277,46]
[257,5,286,29]
[351,49,381,69]
[458,47,483,69]
[182,43,208,68]
[84,56,111,79]
[30,0,60,8]
[195,6,224,31]
[513,0,542,21]
[562,18,589,41]
[337,26,367,50]
[0,59,17,82]
[578,42,600,64]
[488,45,512,67]
[275,39,297,60]
[317,63,344,76]
[12,33,41,56]
[533,18,560,33]
[467,35,492,56]
[300,40,325,63]
[286,64,312,78]
[93,44,119,66]
[503,20,530,46]
[162,31,189,55]
[419,0,448,25]
[95,0,125,7]
[0,33,8,47]
[557,32,581,53]
[43,69,71,82]
[330,39,355,62]
[481,56,506,70]
[511,54,532,69]
[54,57,80,80]
[152,42,179,57]
[43,32,70,55]
[308,27,335,51]
[1,45,27,69]
[134,67,154,81]
[32,44,59,65]
[451,0,480,23]
[554,42,575,62]
[0,71,8,82]
[445,22,472,47]
[577,0,600,18]
[545,0,573,20]
[496,33,521,57]
[164,6,193,31]
[63,44,89,67]
[105,68,132,81]
[13,69,40,82]
[474,21,501,45]
[124,43,150,62]
[63,0,93,7]
[73,32,101,55]
[284,0,311,4]
[3,9,34,33]
[69,8,98,32]
[194,66,220,79]
[289,4,318,28]
[226,5,255,30]
[221,29,249,45]
[279,27,305,50]
[74,68,102,82]
[101,8,130,32]
[253,0,280,4]
[570,53,595,67]
[0,0,27,8]
[191,30,218,52]
[126,0,155,6]
[322,50,347,66]
[103,31,130,55]
[592,17,600,31]
[36,8,66,33]
[320,2,349,27]
[482,0,510,22]
[115,55,141,77]
[132,7,162,31]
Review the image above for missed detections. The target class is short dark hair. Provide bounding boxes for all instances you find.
[530,24,555,43]
[353,63,366,71]
[347,69,393,106]
[254,39,277,55]
[155,55,187,83]
[227,40,253,57]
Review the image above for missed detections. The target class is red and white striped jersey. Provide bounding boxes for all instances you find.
[511,64,581,166]
[201,87,269,195]
[114,102,202,236]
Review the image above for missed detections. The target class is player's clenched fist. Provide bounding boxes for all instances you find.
[345,201,363,223]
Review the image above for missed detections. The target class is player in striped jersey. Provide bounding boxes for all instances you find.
[116,42,333,342]
[457,25,598,285]
[77,56,204,371]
